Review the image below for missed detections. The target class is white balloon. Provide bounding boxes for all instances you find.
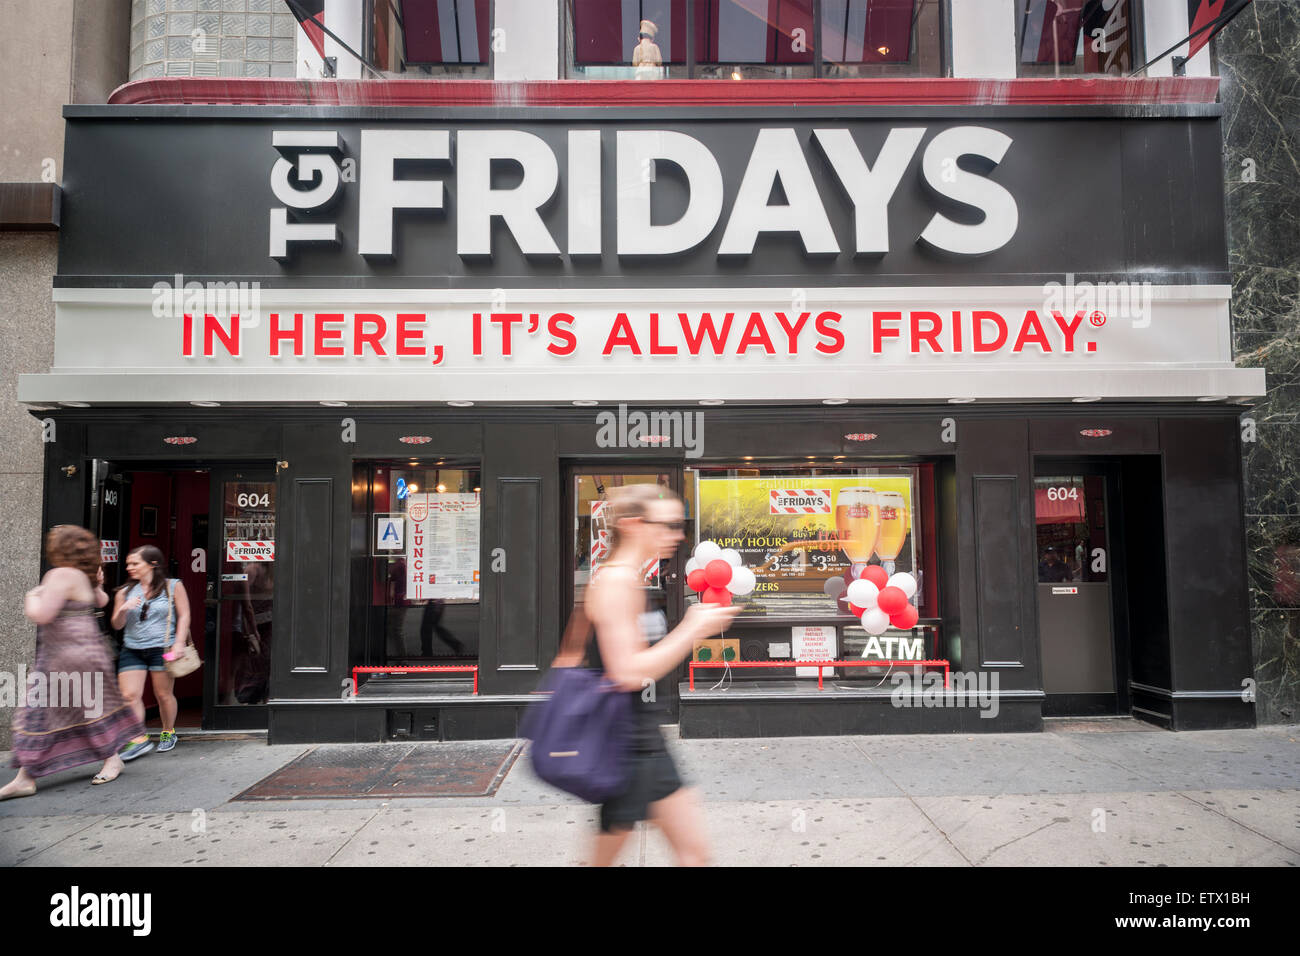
[685,558,699,575]
[846,579,880,609]
[726,565,756,595]
[694,541,723,564]
[861,608,890,635]
[822,576,846,598]
[887,572,918,599]
[721,548,742,567]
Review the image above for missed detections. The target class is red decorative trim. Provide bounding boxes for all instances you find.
[107,77,1218,108]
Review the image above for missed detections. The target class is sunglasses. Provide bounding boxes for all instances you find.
[139,599,151,621]
[642,519,685,531]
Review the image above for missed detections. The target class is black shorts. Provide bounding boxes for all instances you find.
[599,720,683,833]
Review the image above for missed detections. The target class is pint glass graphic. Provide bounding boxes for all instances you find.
[875,491,910,574]
[835,488,880,575]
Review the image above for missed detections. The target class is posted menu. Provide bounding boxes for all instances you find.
[405,492,481,600]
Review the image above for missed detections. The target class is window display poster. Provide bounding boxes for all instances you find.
[697,475,914,610]
[405,493,480,600]
[792,625,837,677]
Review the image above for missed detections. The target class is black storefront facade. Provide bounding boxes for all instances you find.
[22,83,1263,742]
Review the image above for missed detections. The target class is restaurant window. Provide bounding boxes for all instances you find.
[355,461,482,666]
[1016,0,1142,76]
[684,463,944,675]
[564,0,943,79]
[366,0,492,77]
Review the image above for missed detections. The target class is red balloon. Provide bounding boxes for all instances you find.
[876,586,907,615]
[860,565,889,589]
[890,603,919,630]
[686,569,708,592]
[849,603,868,617]
[702,586,732,606]
[704,559,733,589]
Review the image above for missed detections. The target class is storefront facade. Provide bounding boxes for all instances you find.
[21,81,1262,741]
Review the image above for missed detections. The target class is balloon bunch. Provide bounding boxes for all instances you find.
[684,541,756,605]
[823,566,919,634]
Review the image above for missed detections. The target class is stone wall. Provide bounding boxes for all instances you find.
[1221,0,1300,723]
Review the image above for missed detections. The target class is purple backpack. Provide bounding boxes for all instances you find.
[520,608,634,803]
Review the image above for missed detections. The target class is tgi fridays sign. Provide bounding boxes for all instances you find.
[771,489,832,514]
[269,125,1018,260]
[226,540,275,561]
[27,110,1261,406]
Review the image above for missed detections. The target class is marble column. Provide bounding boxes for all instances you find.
[1220,0,1300,724]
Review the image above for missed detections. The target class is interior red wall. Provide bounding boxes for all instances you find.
[121,471,208,721]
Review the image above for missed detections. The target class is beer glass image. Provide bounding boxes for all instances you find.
[875,491,910,576]
[834,487,880,579]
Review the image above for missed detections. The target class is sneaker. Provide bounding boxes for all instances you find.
[119,738,155,761]
[157,731,177,753]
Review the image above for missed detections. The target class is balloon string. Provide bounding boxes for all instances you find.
[709,625,732,691]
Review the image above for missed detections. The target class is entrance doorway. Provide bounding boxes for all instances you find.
[563,465,686,715]
[1034,461,1130,716]
[90,462,275,730]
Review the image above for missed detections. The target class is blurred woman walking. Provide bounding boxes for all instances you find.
[584,484,738,866]
[1,526,144,798]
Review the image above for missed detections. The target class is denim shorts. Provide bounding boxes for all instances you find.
[119,645,167,672]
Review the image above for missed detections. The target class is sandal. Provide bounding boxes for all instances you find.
[91,761,122,786]
[0,783,36,801]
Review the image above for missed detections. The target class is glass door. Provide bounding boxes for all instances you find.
[565,466,686,709]
[207,467,276,729]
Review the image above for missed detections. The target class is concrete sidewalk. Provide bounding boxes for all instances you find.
[2,721,1298,866]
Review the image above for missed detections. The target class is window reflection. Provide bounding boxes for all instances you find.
[1035,476,1108,583]
[1018,0,1137,75]
[566,0,941,77]
[369,0,492,76]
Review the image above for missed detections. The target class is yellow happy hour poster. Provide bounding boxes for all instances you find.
[696,474,915,602]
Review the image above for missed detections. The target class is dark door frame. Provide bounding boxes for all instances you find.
[86,458,276,731]
[1033,456,1133,717]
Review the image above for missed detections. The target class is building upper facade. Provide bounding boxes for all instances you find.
[120,0,1220,89]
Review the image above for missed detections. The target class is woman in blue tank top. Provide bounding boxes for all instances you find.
[584,484,738,866]
[111,545,192,760]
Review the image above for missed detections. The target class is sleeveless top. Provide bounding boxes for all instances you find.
[122,579,176,650]
[585,575,671,751]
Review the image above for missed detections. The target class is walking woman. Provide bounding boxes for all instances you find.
[1,526,144,798]
[111,545,191,759]
[584,484,739,866]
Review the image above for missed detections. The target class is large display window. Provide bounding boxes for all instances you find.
[354,461,482,665]
[683,462,942,678]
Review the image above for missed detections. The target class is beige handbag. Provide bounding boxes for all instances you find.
[162,579,202,678]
